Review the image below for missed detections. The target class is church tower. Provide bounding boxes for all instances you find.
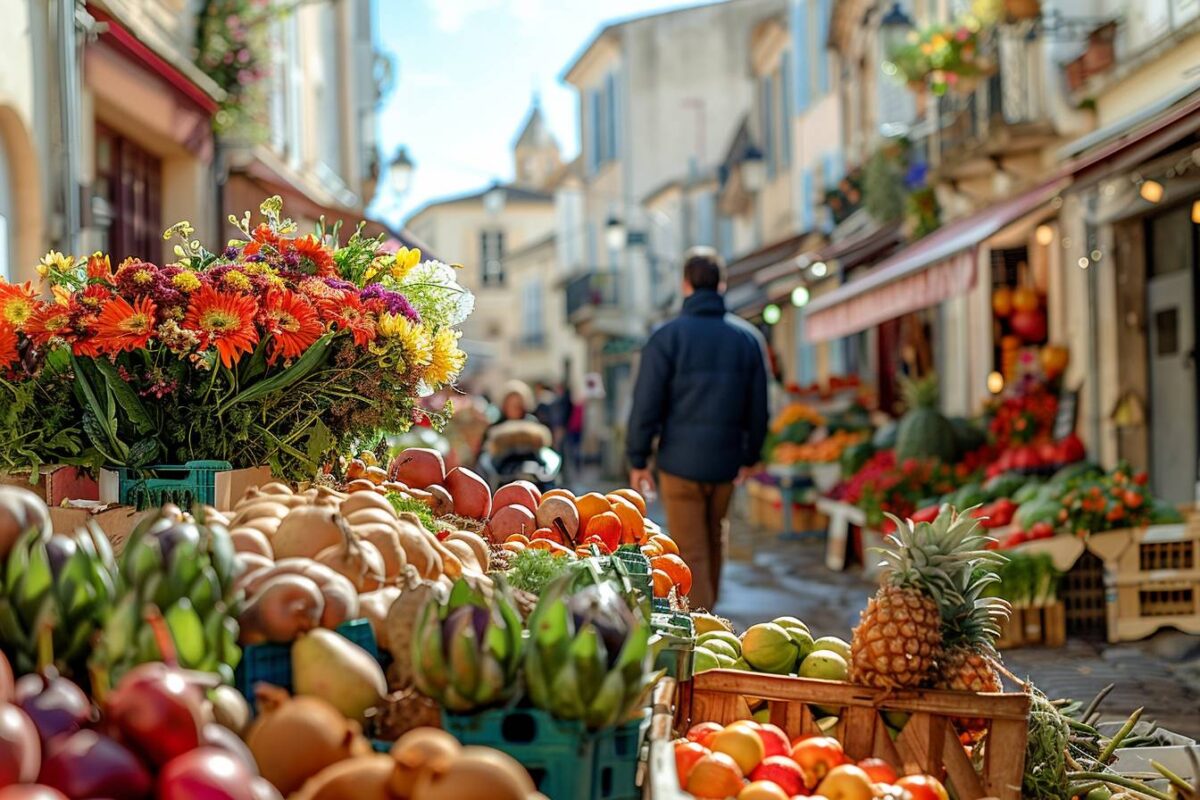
[512,95,562,191]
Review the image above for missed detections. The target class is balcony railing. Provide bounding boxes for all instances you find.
[566,271,621,321]
[927,28,1052,168]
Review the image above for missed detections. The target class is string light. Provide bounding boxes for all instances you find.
[810,261,828,278]
[1139,179,1164,203]
[763,304,781,325]
[791,286,810,307]
[987,371,1004,394]
[1193,199,1200,224]
[1078,256,1090,269]
[1035,224,1054,246]
[1090,249,1103,261]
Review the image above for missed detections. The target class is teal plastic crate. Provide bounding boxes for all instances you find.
[651,598,671,614]
[115,460,232,510]
[591,716,642,800]
[235,619,378,706]
[613,549,652,600]
[651,612,694,638]
[651,612,695,681]
[442,708,593,800]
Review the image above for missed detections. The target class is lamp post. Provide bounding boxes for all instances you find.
[388,146,415,197]
[879,3,915,63]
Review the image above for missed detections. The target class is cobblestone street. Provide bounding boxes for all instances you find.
[626,487,1200,739]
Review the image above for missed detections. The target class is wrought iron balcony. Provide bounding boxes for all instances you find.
[565,270,621,323]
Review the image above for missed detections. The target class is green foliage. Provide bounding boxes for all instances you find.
[504,549,573,596]
[386,493,438,532]
[863,148,906,223]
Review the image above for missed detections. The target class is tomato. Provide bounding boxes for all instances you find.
[790,736,848,789]
[1029,521,1055,540]
[1133,472,1149,486]
[1124,490,1144,509]
[896,774,950,800]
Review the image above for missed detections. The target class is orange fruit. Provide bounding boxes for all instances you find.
[738,781,789,800]
[542,488,576,502]
[585,511,623,551]
[650,534,679,555]
[651,553,693,596]
[641,541,664,558]
[611,488,647,516]
[710,725,765,774]
[652,568,673,598]
[685,752,744,799]
[574,492,613,531]
[608,495,646,544]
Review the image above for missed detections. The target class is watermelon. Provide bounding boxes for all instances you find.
[950,482,986,509]
[840,441,875,476]
[1012,480,1045,504]
[983,472,1026,500]
[1016,498,1061,530]
[894,375,958,463]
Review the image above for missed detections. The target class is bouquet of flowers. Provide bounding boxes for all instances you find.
[0,197,473,481]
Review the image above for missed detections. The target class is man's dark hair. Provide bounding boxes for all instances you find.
[682,246,725,291]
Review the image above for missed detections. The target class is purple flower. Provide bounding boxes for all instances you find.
[360,284,420,322]
[323,277,356,292]
[223,245,239,260]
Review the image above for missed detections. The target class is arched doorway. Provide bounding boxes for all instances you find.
[0,120,12,281]
[0,106,43,284]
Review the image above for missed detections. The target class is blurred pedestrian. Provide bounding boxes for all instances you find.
[626,247,769,611]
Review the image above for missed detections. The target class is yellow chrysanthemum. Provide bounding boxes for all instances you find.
[378,313,432,369]
[390,247,422,281]
[38,250,76,277]
[223,271,252,291]
[172,271,202,292]
[426,327,467,386]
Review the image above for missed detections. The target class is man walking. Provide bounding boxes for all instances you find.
[627,247,769,611]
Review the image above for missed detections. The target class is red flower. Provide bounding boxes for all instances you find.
[288,235,336,277]
[94,295,158,353]
[0,322,17,370]
[86,252,114,283]
[329,294,376,347]
[183,285,259,368]
[0,282,37,328]
[261,289,321,364]
[24,302,75,348]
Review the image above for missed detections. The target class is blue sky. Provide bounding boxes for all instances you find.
[371,0,721,226]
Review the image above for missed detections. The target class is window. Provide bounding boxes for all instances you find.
[799,167,815,231]
[587,89,603,173]
[313,2,343,178]
[779,52,793,169]
[718,215,734,262]
[522,278,544,344]
[604,72,618,163]
[94,125,162,265]
[480,230,505,286]
[268,11,302,161]
[761,74,776,179]
[585,70,620,175]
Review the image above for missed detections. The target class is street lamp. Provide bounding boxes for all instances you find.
[388,146,415,197]
[879,3,915,61]
[605,215,627,251]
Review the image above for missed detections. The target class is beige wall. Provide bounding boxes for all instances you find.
[505,236,587,395]
[0,0,46,284]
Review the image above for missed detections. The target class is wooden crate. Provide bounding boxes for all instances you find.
[675,670,1030,800]
[1088,524,1200,642]
[757,484,828,534]
[1062,548,1108,639]
[997,603,1066,650]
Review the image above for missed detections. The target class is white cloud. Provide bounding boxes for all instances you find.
[424,0,503,32]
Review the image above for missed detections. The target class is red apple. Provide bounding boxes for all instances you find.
[789,737,848,789]
[856,758,898,785]
[686,722,723,748]
[755,723,791,759]
[750,755,806,796]
[895,775,949,800]
[390,448,445,488]
[673,740,709,788]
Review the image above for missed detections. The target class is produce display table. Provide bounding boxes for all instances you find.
[815,497,865,571]
[763,465,821,541]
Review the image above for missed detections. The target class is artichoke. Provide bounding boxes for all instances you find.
[89,507,242,686]
[525,565,659,729]
[0,522,119,676]
[411,577,524,712]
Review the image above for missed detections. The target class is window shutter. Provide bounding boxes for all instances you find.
[800,167,814,231]
[779,54,793,169]
[761,75,776,180]
[817,0,831,94]
[790,0,812,112]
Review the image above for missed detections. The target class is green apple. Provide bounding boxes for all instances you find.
[692,647,721,674]
[799,650,849,682]
[813,635,851,661]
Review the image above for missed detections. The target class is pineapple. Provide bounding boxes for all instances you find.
[933,567,1010,694]
[849,507,998,689]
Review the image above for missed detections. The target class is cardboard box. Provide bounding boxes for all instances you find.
[49,502,153,555]
[98,465,272,512]
[0,466,98,505]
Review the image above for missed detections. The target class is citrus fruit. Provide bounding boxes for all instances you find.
[611,488,647,515]
[574,492,612,529]
[738,780,789,800]
[650,533,679,555]
[652,568,673,598]
[674,741,710,788]
[607,494,645,544]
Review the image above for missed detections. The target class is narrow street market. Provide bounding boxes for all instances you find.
[0,0,1199,799]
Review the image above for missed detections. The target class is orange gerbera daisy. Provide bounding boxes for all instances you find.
[262,289,321,364]
[183,285,259,368]
[0,283,37,328]
[94,295,158,353]
[330,294,376,347]
[290,235,336,277]
[0,322,17,370]
[86,252,114,283]
[24,302,75,348]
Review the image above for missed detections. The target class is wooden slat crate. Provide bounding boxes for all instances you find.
[996,603,1067,650]
[1087,524,1200,642]
[675,670,1030,800]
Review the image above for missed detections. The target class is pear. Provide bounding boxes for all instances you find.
[292,628,387,723]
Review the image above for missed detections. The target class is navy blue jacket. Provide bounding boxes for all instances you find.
[626,289,769,483]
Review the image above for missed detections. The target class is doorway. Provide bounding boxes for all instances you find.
[1145,202,1199,503]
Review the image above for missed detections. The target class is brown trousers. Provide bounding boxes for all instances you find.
[659,471,734,612]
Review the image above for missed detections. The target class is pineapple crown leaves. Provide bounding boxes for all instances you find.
[940,567,1012,652]
[877,505,1005,608]
[901,373,941,409]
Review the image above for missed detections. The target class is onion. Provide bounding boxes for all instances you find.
[103,662,204,767]
[201,723,258,775]
[0,486,50,560]
[14,673,90,745]
[0,703,40,786]
[158,747,257,800]
[38,729,151,800]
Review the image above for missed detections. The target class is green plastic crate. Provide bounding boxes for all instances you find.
[442,708,593,800]
[613,549,652,600]
[115,460,233,510]
[651,612,695,681]
[235,619,378,706]
[591,716,643,800]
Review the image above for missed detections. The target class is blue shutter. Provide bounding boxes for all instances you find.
[605,72,619,161]
[696,193,716,246]
[795,311,817,384]
[587,90,602,173]
[790,0,811,112]
[779,54,793,170]
[761,75,776,180]
[585,221,597,268]
[800,167,814,231]
[817,0,831,94]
